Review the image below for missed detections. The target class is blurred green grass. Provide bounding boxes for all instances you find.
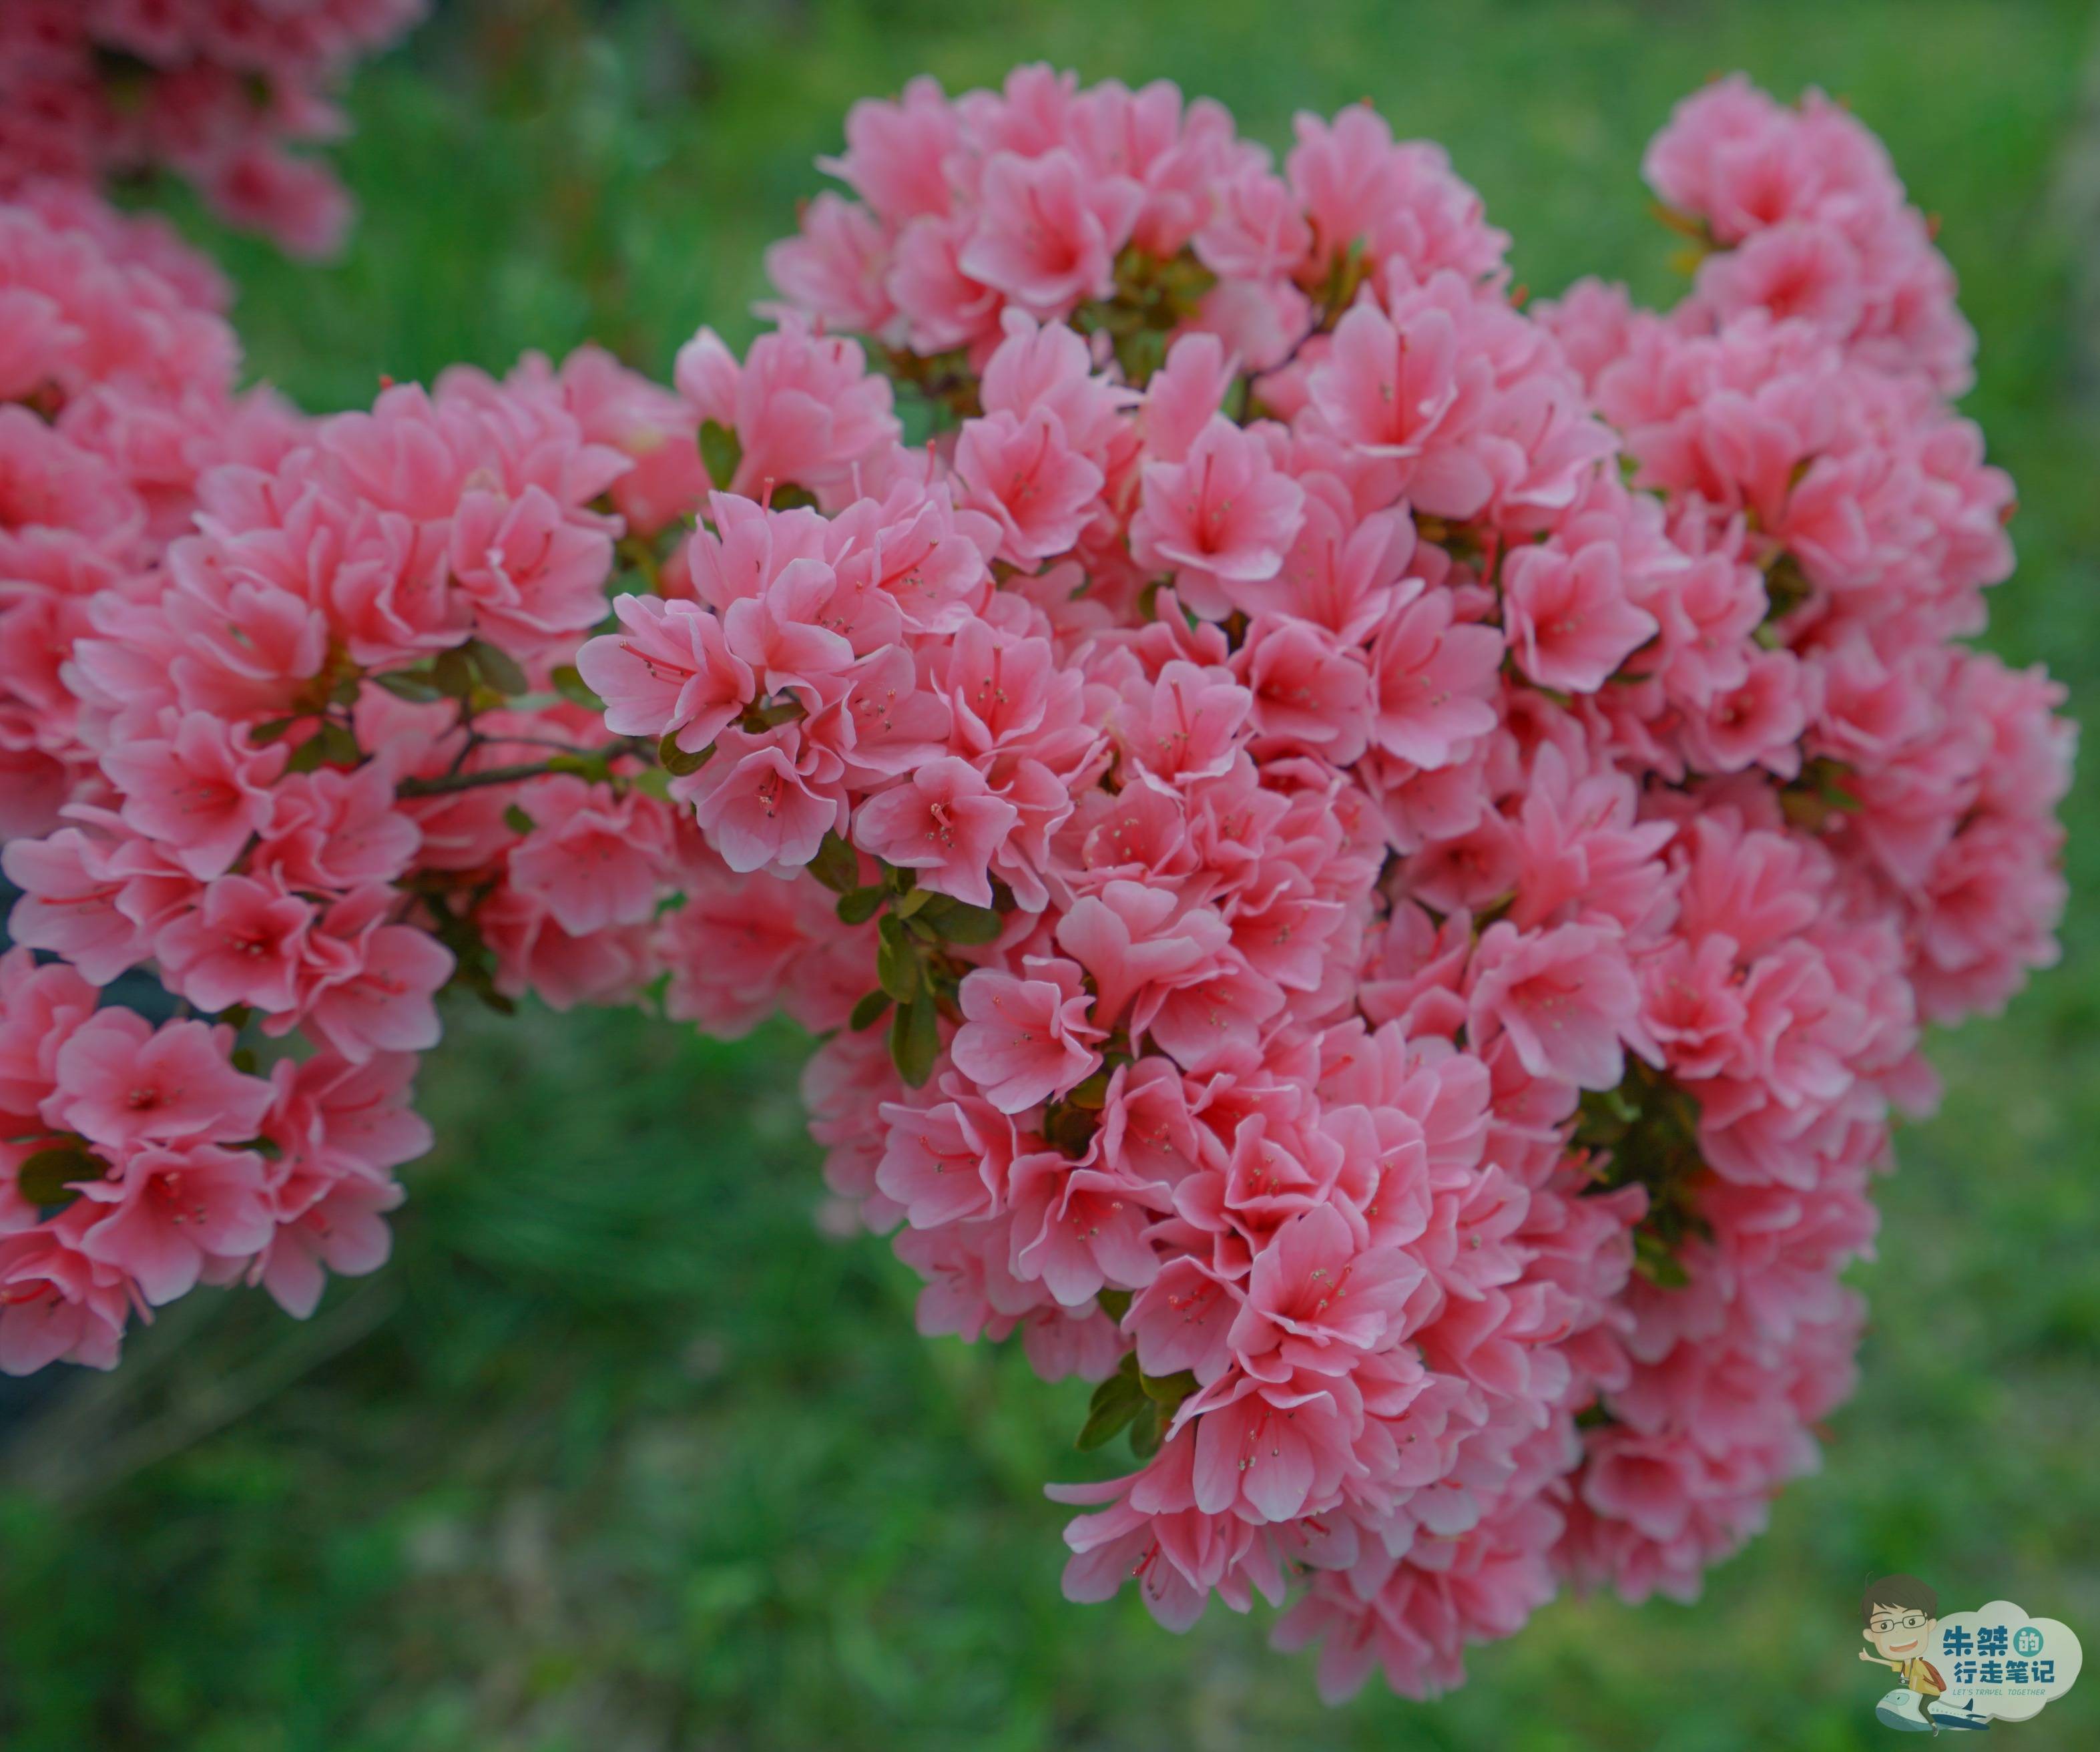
[3,2,2099,1747]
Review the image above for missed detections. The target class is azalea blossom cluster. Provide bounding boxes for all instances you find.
[683,66,2063,1697]
[0,65,2071,1707]
[0,0,425,255]
[0,189,718,1369]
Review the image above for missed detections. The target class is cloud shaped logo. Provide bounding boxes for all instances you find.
[1929,1600,2083,1725]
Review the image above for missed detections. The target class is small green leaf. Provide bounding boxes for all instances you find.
[1075,1359,1147,1452]
[848,989,892,1032]
[248,716,298,746]
[658,732,712,777]
[836,885,885,926]
[465,639,529,697]
[285,730,328,773]
[503,803,536,836]
[319,720,361,766]
[808,830,861,895]
[888,994,939,1088]
[371,670,443,704]
[1096,1288,1133,1323]
[17,1144,103,1209]
[699,421,742,487]
[1139,1367,1198,1411]
[550,664,602,710]
[1065,1069,1111,1112]
[1127,1403,1165,1460]
[433,646,477,700]
[916,894,1003,944]
[875,916,921,1003]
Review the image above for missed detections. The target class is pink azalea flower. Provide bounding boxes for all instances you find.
[75,1141,275,1306]
[1466,921,1653,1090]
[957,149,1145,316]
[1501,541,1659,694]
[45,1010,271,1149]
[951,959,1103,1114]
[101,710,287,880]
[850,756,1017,907]
[579,592,754,753]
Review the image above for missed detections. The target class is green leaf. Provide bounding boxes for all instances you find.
[1633,1229,1689,1289]
[1127,1403,1165,1460]
[657,732,712,777]
[888,994,938,1088]
[1139,1367,1197,1411]
[465,638,529,697]
[248,716,298,746]
[699,420,742,487]
[435,647,477,700]
[285,730,328,773]
[17,1143,103,1209]
[847,989,891,1032]
[875,916,921,1003]
[808,830,861,895]
[1065,1069,1111,1112]
[372,670,443,704]
[1096,1288,1133,1323]
[1075,1357,1147,1451]
[836,885,885,926]
[915,894,1004,944]
[550,664,602,710]
[503,803,536,836]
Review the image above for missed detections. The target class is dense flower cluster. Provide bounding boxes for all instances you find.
[0,66,2071,1707]
[1,196,712,1366]
[0,0,424,254]
[701,66,2069,1696]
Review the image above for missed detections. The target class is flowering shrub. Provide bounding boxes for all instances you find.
[0,0,424,255]
[0,66,2072,1703]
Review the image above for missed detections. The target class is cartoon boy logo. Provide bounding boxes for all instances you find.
[1860,1574,1988,1734]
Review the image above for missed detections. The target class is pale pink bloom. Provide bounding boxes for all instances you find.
[154,875,313,1015]
[1501,541,1658,694]
[952,958,1102,1114]
[1466,921,1652,1091]
[46,1010,270,1149]
[1367,592,1503,769]
[1130,415,1304,612]
[254,762,419,895]
[676,726,843,875]
[1009,1154,1160,1305]
[1054,879,1228,1030]
[447,484,613,652]
[953,406,1104,565]
[101,709,287,879]
[1232,616,1372,762]
[1229,1204,1421,1373]
[282,887,454,1063]
[957,149,1144,316]
[1188,1368,1360,1522]
[0,1213,131,1374]
[75,1140,274,1305]
[0,946,97,1118]
[850,756,1017,907]
[507,777,674,935]
[0,827,152,984]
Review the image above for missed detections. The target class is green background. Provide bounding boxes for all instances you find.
[3,1,2097,1746]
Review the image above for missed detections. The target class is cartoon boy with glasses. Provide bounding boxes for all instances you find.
[1860,1574,1987,1733]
